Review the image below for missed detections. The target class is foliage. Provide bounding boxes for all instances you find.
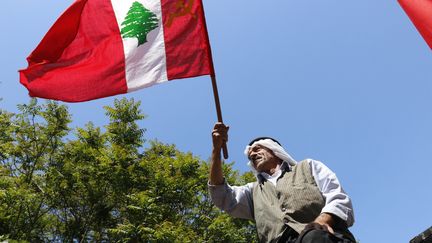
[0,98,257,242]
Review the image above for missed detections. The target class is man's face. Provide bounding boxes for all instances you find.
[248,145,281,173]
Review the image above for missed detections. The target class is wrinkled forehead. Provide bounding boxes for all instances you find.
[247,143,274,157]
[244,138,283,159]
[247,144,263,154]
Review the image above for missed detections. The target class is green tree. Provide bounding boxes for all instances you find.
[0,99,71,241]
[0,98,257,242]
[121,1,159,46]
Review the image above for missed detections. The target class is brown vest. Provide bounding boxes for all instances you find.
[252,160,325,242]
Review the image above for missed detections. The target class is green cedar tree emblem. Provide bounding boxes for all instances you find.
[121,1,159,47]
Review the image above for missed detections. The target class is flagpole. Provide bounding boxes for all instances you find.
[211,75,228,159]
[199,0,228,159]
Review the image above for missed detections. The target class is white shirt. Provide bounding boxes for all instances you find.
[208,159,355,227]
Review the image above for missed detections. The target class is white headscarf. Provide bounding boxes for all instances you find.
[244,139,297,173]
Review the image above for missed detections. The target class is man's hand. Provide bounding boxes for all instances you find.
[302,213,335,234]
[209,122,229,185]
[212,122,229,152]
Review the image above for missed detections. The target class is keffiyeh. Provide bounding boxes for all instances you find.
[244,138,297,173]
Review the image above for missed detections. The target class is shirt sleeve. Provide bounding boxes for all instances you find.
[308,159,355,227]
[208,180,255,220]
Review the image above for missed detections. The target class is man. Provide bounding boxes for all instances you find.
[208,123,356,243]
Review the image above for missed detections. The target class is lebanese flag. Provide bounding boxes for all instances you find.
[399,0,432,49]
[19,0,215,102]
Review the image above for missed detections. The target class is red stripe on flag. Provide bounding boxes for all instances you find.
[161,0,215,80]
[399,0,432,49]
[19,0,127,102]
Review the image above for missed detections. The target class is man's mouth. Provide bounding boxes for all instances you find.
[254,156,263,164]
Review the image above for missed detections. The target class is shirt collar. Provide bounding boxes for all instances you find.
[257,162,291,184]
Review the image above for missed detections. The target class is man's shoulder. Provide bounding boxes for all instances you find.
[293,159,315,167]
[231,181,256,191]
[246,181,256,188]
[290,159,312,172]
[297,158,326,167]
[293,159,329,174]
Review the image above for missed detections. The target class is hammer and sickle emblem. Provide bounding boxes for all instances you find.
[166,0,197,28]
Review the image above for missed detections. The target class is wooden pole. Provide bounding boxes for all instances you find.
[211,75,228,159]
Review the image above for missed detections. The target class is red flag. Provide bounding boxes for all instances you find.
[19,0,215,102]
[399,0,432,49]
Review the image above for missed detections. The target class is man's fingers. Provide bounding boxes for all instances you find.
[212,122,229,150]
[303,222,334,235]
[316,223,334,234]
[212,129,227,136]
[324,224,335,234]
[212,132,228,142]
[213,122,223,128]
[213,122,228,130]
[213,123,228,138]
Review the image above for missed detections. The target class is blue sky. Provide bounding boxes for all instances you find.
[1,1,431,242]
